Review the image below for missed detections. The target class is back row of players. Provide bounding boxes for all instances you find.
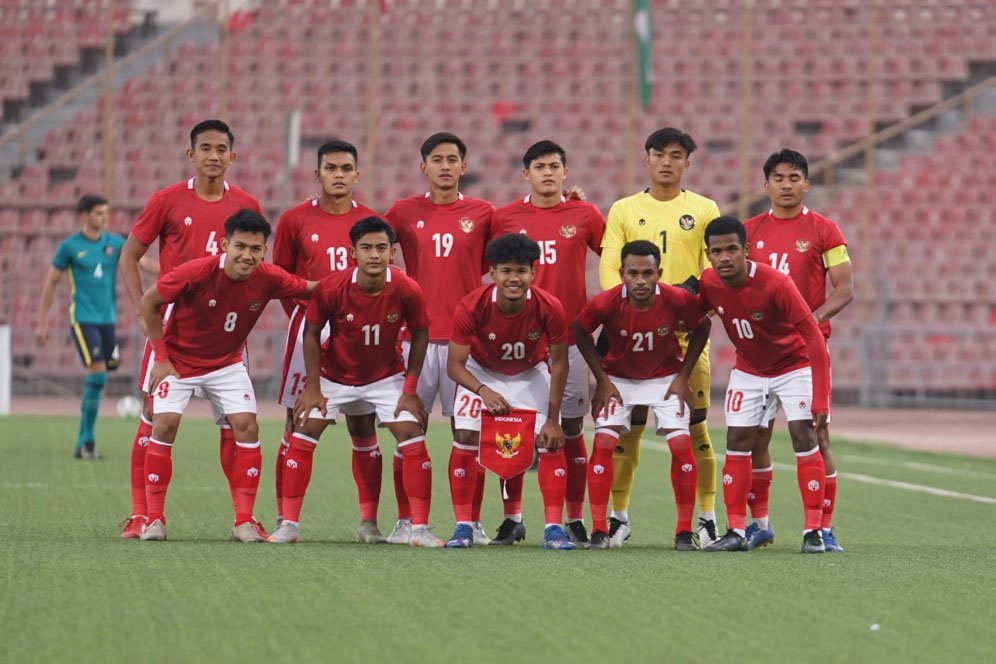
[119,120,853,552]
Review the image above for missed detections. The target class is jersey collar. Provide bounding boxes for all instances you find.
[767,205,808,217]
[188,177,230,191]
[425,192,464,201]
[491,285,531,301]
[351,267,392,283]
[523,194,566,204]
[620,284,661,298]
[312,198,358,208]
[747,260,758,278]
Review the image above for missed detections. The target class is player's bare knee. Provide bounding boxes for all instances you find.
[151,414,181,443]
[726,426,755,453]
[562,417,584,438]
[453,428,479,448]
[388,422,424,444]
[295,418,327,440]
[786,420,818,453]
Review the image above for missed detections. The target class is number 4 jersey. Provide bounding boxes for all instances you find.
[156,255,308,378]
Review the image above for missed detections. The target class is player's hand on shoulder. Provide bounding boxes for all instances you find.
[293,384,326,425]
[479,386,511,415]
[149,360,179,393]
[564,185,586,202]
[663,375,693,417]
[395,394,428,431]
[537,419,565,451]
[591,378,623,420]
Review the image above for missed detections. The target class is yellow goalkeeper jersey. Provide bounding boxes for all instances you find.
[599,189,722,289]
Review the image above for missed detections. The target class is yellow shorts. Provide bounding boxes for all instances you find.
[677,332,711,410]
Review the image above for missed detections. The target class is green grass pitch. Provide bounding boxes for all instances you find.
[1,414,994,662]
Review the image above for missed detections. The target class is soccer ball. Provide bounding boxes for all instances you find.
[116,395,141,419]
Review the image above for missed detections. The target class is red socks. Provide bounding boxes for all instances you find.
[564,434,588,521]
[281,433,318,523]
[537,449,567,526]
[748,466,774,520]
[666,431,697,534]
[398,436,432,526]
[219,425,236,484]
[231,441,262,524]
[144,438,173,522]
[448,443,477,523]
[795,447,827,531]
[392,451,411,521]
[587,429,619,533]
[129,417,153,517]
[822,472,838,529]
[274,429,290,517]
[721,451,752,532]
[471,463,486,522]
[501,472,524,518]
[351,435,382,522]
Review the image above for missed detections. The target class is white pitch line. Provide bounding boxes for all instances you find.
[641,440,996,505]
[839,454,996,480]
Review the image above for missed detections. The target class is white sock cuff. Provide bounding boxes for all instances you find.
[149,438,173,448]
[279,438,291,448]
[219,423,232,430]
[795,446,820,458]
[394,450,404,459]
[452,441,477,452]
[727,449,752,457]
[594,428,620,439]
[140,415,153,426]
[665,430,690,441]
[397,435,426,448]
[236,440,260,449]
[753,465,774,473]
[352,443,380,452]
[291,432,320,445]
[826,471,838,478]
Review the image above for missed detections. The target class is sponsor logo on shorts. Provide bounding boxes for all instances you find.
[679,214,695,230]
[386,313,400,323]
[528,330,540,340]
[247,467,259,478]
[147,473,160,483]
[243,393,250,402]
[795,239,811,253]
[807,480,821,492]
[453,468,465,478]
[559,225,576,239]
[799,401,807,409]
[722,473,733,485]
[311,233,319,243]
[458,217,474,233]
[554,468,566,477]
[681,463,694,473]
[286,459,298,469]
[593,464,605,475]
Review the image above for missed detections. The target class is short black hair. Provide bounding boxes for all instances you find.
[763,148,809,180]
[224,209,271,240]
[77,194,108,215]
[704,215,747,247]
[420,132,467,161]
[522,140,567,169]
[620,240,660,267]
[644,127,696,156]
[349,216,396,245]
[317,140,358,168]
[485,233,541,267]
[190,119,234,149]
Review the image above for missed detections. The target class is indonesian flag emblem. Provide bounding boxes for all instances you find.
[559,225,576,239]
[458,217,474,233]
[795,239,811,252]
[479,409,536,479]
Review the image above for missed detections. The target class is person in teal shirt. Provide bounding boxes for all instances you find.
[36,195,154,458]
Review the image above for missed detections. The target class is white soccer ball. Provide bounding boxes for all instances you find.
[116,395,141,419]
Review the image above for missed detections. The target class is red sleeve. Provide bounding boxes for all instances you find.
[822,219,847,250]
[696,282,714,316]
[481,205,497,276]
[131,190,167,246]
[577,295,605,334]
[676,289,705,328]
[388,204,416,273]
[247,195,262,214]
[450,301,477,346]
[304,280,335,327]
[156,261,197,303]
[271,210,297,273]
[587,205,606,255]
[542,295,569,345]
[402,280,431,331]
[265,264,309,300]
[776,279,831,413]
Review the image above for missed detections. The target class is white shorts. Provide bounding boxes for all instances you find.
[151,362,256,424]
[761,352,832,426]
[306,373,419,426]
[725,367,813,428]
[402,340,457,417]
[561,344,590,420]
[594,374,689,433]
[452,358,550,433]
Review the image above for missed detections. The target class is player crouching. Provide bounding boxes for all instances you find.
[574,241,711,549]
[137,210,315,542]
[446,233,575,550]
[270,217,444,547]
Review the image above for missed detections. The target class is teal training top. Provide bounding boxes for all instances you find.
[52,231,126,325]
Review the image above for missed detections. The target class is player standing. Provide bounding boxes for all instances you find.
[119,119,262,539]
[575,241,711,549]
[490,140,605,546]
[270,140,386,543]
[598,128,722,547]
[445,233,574,550]
[743,149,853,552]
[269,217,442,547]
[136,210,313,541]
[698,216,830,554]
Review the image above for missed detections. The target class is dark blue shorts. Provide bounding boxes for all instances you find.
[71,323,119,371]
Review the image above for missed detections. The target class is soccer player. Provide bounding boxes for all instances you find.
[270,140,386,543]
[269,217,443,547]
[36,195,140,458]
[445,233,574,550]
[598,127,723,547]
[743,149,854,552]
[118,119,261,539]
[697,216,830,554]
[575,240,711,549]
[384,132,497,545]
[490,140,605,546]
[136,210,314,542]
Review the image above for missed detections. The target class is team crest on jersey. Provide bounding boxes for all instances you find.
[458,217,474,233]
[795,239,810,252]
[527,330,540,341]
[249,301,261,311]
[386,312,400,323]
[657,326,670,336]
[559,225,576,239]
[184,216,193,226]
[311,233,319,243]
[751,311,763,321]
[208,299,217,308]
[679,215,696,230]
[416,220,425,229]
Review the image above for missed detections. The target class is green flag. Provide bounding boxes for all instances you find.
[634,0,652,110]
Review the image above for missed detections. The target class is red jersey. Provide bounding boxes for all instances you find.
[492,196,605,342]
[578,283,702,380]
[386,193,495,341]
[744,207,847,338]
[131,178,261,274]
[157,255,307,378]
[698,261,830,413]
[451,285,568,376]
[305,267,430,386]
